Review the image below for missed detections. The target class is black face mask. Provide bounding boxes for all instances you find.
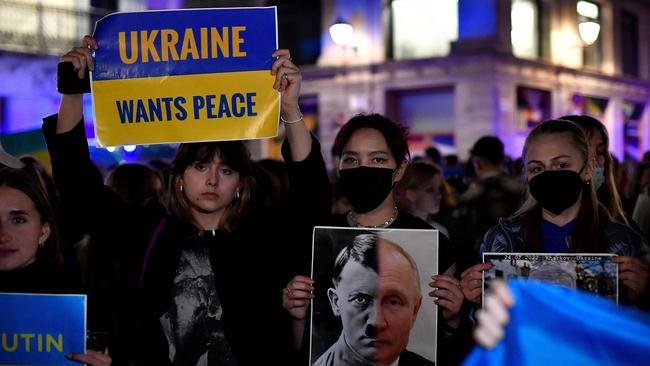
[338,167,394,214]
[529,169,585,215]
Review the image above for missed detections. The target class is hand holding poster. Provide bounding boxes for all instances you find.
[310,227,438,366]
[91,7,279,146]
[0,293,86,365]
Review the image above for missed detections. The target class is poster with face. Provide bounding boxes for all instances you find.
[310,227,438,366]
[483,253,618,304]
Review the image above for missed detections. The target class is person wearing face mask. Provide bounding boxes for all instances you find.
[460,119,650,310]
[559,115,631,227]
[281,113,467,365]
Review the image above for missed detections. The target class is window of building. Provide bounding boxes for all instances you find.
[0,0,91,54]
[387,88,455,156]
[623,101,645,161]
[511,0,539,59]
[390,0,458,60]
[517,86,551,132]
[577,0,602,70]
[621,10,639,77]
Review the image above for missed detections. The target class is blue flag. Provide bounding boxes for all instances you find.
[463,280,650,366]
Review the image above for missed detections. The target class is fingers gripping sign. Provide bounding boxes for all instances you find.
[271,49,302,118]
[282,275,315,321]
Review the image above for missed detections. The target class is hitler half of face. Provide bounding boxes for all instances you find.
[327,234,380,363]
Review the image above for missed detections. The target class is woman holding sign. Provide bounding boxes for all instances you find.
[460,119,650,308]
[277,76,468,364]
[44,35,328,365]
[0,167,112,365]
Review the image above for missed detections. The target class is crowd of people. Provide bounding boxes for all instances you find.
[1,36,649,366]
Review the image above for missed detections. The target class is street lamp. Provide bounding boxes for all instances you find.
[329,17,353,47]
[577,1,600,46]
[578,21,600,46]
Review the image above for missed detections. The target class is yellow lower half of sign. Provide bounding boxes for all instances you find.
[92,70,279,146]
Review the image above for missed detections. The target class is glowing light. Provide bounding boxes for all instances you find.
[392,0,458,59]
[329,19,353,46]
[577,1,599,19]
[123,145,136,152]
[511,0,538,59]
[106,146,116,152]
[579,21,600,45]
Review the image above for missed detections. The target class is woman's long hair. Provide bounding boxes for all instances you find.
[560,115,628,225]
[0,167,62,266]
[169,141,255,232]
[513,119,608,253]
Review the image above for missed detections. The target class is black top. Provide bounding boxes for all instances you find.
[399,349,436,366]
[0,261,75,294]
[43,114,330,365]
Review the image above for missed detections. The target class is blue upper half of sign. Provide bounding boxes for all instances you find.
[0,293,86,365]
[92,7,278,81]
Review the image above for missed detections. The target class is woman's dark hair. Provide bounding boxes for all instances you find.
[19,157,59,203]
[0,167,62,266]
[332,113,410,166]
[559,115,628,225]
[169,141,255,232]
[514,119,607,253]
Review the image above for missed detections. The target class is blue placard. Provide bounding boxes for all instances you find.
[0,293,86,365]
[92,7,278,81]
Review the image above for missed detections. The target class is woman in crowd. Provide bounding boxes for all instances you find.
[395,161,467,282]
[45,36,326,365]
[560,115,630,226]
[280,75,466,363]
[0,167,111,365]
[460,119,650,308]
[395,161,450,238]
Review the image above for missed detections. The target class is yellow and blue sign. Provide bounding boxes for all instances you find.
[91,7,279,147]
[0,293,86,365]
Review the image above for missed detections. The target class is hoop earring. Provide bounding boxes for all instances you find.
[180,184,184,192]
[38,241,44,248]
[234,188,241,199]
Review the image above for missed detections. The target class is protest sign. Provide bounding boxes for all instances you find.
[482,253,618,304]
[91,7,279,146]
[309,227,438,366]
[0,293,86,365]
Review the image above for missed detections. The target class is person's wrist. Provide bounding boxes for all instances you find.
[62,94,84,101]
[281,104,301,120]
